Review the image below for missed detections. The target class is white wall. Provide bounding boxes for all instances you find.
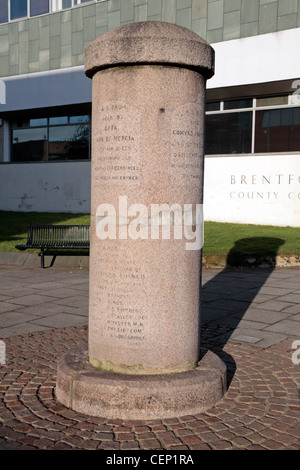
[208,27,300,89]
[204,153,300,227]
[1,28,299,223]
[1,156,299,228]
[0,161,91,213]
[0,66,91,113]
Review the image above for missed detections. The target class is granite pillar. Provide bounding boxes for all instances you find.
[56,21,226,419]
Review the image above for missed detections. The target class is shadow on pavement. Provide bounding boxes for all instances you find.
[200,237,285,387]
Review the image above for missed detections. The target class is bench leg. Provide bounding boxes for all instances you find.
[40,249,45,269]
[50,255,56,267]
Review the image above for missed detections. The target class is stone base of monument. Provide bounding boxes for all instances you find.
[55,345,227,420]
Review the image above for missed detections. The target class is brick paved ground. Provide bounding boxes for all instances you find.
[0,323,299,451]
[0,265,299,451]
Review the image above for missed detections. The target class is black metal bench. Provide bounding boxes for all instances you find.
[15,224,90,269]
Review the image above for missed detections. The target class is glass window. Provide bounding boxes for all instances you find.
[51,0,70,11]
[12,128,48,162]
[255,107,300,153]
[0,2,9,23]
[256,96,289,107]
[48,124,89,160]
[12,118,30,128]
[205,95,300,155]
[206,102,220,112]
[224,99,253,110]
[62,0,72,8]
[51,0,92,10]
[206,112,252,155]
[10,113,91,162]
[10,0,27,20]
[49,116,68,125]
[30,0,49,16]
[69,115,89,123]
[30,118,48,127]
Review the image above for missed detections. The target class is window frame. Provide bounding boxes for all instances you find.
[9,0,51,21]
[205,95,300,155]
[1,0,97,23]
[10,113,91,163]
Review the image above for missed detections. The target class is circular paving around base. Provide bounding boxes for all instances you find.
[0,324,299,451]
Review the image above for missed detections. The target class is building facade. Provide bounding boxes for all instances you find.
[0,0,299,226]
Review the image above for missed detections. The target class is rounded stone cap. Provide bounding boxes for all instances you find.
[84,21,215,79]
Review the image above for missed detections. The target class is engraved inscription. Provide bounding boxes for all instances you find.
[93,101,140,185]
[171,103,203,185]
[92,244,150,349]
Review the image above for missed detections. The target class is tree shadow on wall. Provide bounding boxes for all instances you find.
[199,237,285,388]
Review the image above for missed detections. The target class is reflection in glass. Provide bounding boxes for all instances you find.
[62,0,72,8]
[256,96,289,108]
[30,118,48,127]
[48,124,89,160]
[255,107,300,153]
[12,119,30,128]
[206,112,252,154]
[49,116,68,125]
[69,115,90,123]
[10,0,27,19]
[206,102,220,112]
[12,128,48,162]
[52,0,72,11]
[224,99,253,110]
[30,0,49,16]
[0,2,8,23]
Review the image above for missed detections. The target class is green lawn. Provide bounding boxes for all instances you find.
[0,211,90,252]
[0,211,299,257]
[203,221,300,257]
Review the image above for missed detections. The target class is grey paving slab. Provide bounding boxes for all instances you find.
[257,284,295,293]
[63,282,89,291]
[203,299,249,313]
[230,328,288,348]
[0,302,22,313]
[0,323,50,339]
[265,280,300,290]
[12,303,87,317]
[60,276,90,285]
[1,286,44,298]
[0,265,299,350]
[64,306,88,317]
[30,281,73,290]
[201,306,229,322]
[281,304,300,314]
[201,292,221,302]
[246,293,276,303]
[0,311,39,327]
[52,295,89,308]
[231,334,261,344]
[214,316,269,331]
[0,295,12,302]
[31,313,87,329]
[231,307,292,324]
[7,294,56,306]
[264,319,300,336]
[36,287,85,298]
[0,278,27,289]
[276,293,300,304]
[252,299,296,312]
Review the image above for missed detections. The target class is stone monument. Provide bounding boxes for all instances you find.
[56,21,226,420]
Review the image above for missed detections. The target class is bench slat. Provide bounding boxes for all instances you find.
[16,224,90,268]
